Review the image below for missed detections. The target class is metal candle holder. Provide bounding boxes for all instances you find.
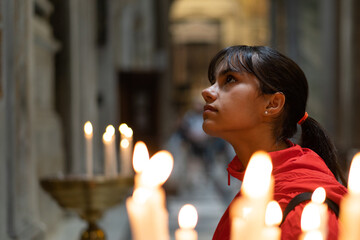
[40,175,133,240]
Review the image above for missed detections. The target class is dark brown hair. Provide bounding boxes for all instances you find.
[208,45,346,185]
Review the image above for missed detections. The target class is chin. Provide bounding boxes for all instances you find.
[202,122,219,137]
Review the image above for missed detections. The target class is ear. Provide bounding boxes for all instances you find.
[264,92,285,116]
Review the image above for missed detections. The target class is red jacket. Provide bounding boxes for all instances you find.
[213,142,347,240]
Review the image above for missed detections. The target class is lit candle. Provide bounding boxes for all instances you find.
[175,204,198,240]
[339,152,360,240]
[132,141,150,188]
[102,125,117,177]
[300,198,323,240]
[119,123,134,176]
[230,151,273,240]
[261,200,282,240]
[84,121,93,177]
[311,187,328,238]
[126,150,174,240]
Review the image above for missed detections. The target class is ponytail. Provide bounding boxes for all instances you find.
[300,117,347,186]
[207,45,347,186]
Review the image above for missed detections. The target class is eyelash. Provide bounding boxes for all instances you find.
[225,75,236,84]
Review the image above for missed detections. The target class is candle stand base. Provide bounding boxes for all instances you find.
[81,222,105,240]
[40,175,134,240]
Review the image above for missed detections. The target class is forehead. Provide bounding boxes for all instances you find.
[214,59,250,79]
[213,54,251,76]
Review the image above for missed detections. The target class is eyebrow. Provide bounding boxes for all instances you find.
[217,68,234,76]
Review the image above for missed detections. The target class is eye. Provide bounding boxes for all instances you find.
[225,75,236,84]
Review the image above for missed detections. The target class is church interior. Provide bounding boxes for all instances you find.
[1,0,360,239]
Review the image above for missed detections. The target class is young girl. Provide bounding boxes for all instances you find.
[201,45,347,240]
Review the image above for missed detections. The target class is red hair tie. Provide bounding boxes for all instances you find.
[297,112,308,125]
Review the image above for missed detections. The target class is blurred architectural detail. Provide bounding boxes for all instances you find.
[0,0,360,239]
[270,0,360,168]
[169,0,270,115]
[0,0,171,239]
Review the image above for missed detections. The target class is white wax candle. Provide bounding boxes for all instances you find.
[126,149,174,240]
[119,124,134,176]
[84,121,93,177]
[311,187,328,239]
[126,187,169,240]
[103,125,117,177]
[300,230,324,240]
[230,151,273,240]
[230,217,246,240]
[339,152,360,240]
[175,204,198,240]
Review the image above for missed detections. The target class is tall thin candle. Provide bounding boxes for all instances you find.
[231,151,273,240]
[84,121,93,177]
[103,125,117,177]
[119,123,133,176]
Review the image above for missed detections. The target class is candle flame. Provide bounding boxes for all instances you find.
[265,201,282,226]
[178,204,198,229]
[103,131,112,142]
[312,187,326,204]
[84,121,93,135]
[242,151,273,198]
[124,127,133,138]
[348,152,360,194]
[301,203,321,232]
[106,125,115,136]
[119,123,129,134]
[141,150,174,187]
[121,139,130,148]
[132,141,150,173]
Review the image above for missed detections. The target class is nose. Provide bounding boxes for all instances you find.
[202,85,217,103]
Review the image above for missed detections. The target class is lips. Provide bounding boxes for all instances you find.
[203,105,217,112]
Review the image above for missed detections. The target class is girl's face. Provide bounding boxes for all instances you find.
[201,65,268,139]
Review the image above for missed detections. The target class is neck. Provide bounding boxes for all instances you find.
[227,134,288,168]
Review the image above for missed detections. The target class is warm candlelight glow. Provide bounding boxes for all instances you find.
[84,121,93,136]
[84,121,93,177]
[301,203,321,232]
[132,141,150,173]
[124,127,133,138]
[106,125,115,135]
[303,230,323,240]
[241,207,253,219]
[348,153,360,194]
[178,204,198,229]
[133,187,152,204]
[121,139,130,148]
[242,151,273,198]
[103,131,112,142]
[141,150,174,187]
[265,201,282,226]
[312,187,326,204]
[119,123,129,133]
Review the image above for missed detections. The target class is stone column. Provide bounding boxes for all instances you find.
[319,0,338,138]
[1,0,55,239]
[32,0,66,236]
[69,0,99,174]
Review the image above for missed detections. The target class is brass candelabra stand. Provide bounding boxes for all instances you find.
[40,175,133,240]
